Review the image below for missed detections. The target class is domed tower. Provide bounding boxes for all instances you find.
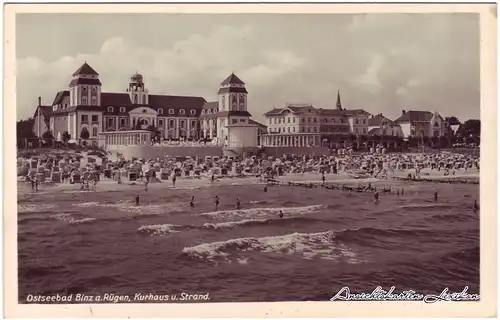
[69,62,102,106]
[127,72,148,105]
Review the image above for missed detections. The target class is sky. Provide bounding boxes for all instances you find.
[16,13,480,123]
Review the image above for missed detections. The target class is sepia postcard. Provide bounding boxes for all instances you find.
[4,2,498,318]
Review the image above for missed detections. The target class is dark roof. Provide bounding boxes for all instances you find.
[52,91,70,105]
[33,105,53,119]
[368,114,395,126]
[72,62,99,76]
[69,78,102,87]
[217,87,248,94]
[52,105,103,114]
[149,94,206,117]
[202,101,218,110]
[216,110,252,117]
[101,93,132,107]
[249,119,267,128]
[220,73,245,85]
[317,108,346,116]
[394,111,440,123]
[341,109,371,116]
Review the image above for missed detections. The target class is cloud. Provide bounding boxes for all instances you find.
[16,14,480,122]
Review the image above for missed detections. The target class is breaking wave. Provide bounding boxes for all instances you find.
[182,230,361,264]
[50,213,96,225]
[199,205,324,221]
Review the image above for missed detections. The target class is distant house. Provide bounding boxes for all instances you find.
[367,113,403,138]
[394,110,448,139]
[248,119,267,145]
[32,97,52,138]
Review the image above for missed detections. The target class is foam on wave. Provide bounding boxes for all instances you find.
[182,230,360,264]
[199,205,324,221]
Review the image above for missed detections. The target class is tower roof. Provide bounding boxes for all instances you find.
[336,90,342,110]
[72,62,99,76]
[220,73,245,86]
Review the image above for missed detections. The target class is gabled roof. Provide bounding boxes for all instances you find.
[72,62,99,76]
[220,73,245,86]
[52,91,70,106]
[368,113,396,126]
[394,110,441,123]
[33,105,53,119]
[216,110,252,117]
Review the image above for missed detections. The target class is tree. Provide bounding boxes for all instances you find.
[62,131,71,143]
[80,127,90,140]
[445,116,461,126]
[17,118,36,148]
[457,119,481,139]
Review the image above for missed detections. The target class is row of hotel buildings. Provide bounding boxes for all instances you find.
[32,62,450,149]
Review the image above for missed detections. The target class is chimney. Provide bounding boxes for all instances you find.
[402,110,406,115]
[38,97,41,106]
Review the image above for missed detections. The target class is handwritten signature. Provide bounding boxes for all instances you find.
[330,286,479,303]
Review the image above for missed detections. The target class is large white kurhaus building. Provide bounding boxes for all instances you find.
[33,62,263,148]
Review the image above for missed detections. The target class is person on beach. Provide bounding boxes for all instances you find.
[236,198,241,210]
[373,191,379,204]
[31,177,35,191]
[434,190,438,202]
[264,185,267,192]
[144,180,149,192]
[35,179,39,191]
[211,174,215,183]
[215,196,219,210]
[278,210,284,219]
[473,200,479,211]
[322,174,326,184]
[135,194,140,206]
[172,175,176,187]
[190,196,195,208]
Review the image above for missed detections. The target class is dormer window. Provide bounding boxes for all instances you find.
[168,109,174,115]
[180,109,185,115]
[108,106,114,112]
[207,109,211,114]
[158,109,163,115]
[92,87,96,92]
[120,107,126,113]
[190,109,196,116]
[201,110,205,115]
[83,87,87,92]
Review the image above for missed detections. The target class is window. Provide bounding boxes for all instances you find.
[207,109,211,114]
[168,109,174,115]
[287,127,290,133]
[191,120,197,127]
[293,117,296,123]
[81,115,89,123]
[120,107,126,113]
[362,119,366,124]
[201,110,205,115]
[91,115,98,122]
[190,109,196,116]
[158,119,164,127]
[232,119,238,124]
[83,87,87,92]
[91,97,97,106]
[169,120,175,127]
[287,118,290,123]
[355,119,359,124]
[133,95,138,104]
[180,109,185,115]
[92,127,98,137]
[92,87,96,92]
[363,128,367,134]
[222,96,226,109]
[107,107,114,112]
[314,118,317,123]
[293,127,295,133]
[158,109,163,115]
[120,118,126,126]
[82,97,88,105]
[107,118,113,126]
[240,119,245,123]
[180,120,186,128]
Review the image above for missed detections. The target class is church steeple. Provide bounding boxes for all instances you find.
[336,90,342,110]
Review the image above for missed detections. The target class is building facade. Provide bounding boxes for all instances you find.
[261,92,372,147]
[32,62,265,148]
[394,110,449,139]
